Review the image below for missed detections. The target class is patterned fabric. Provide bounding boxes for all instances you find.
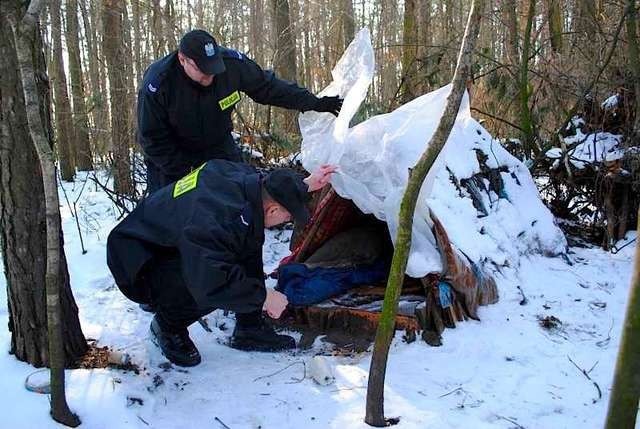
[281,188,363,265]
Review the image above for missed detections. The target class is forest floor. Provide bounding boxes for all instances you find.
[0,171,636,429]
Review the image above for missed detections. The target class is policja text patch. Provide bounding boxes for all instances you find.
[218,91,241,111]
[173,163,206,198]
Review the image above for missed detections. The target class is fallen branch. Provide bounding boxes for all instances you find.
[567,355,602,403]
[214,416,231,429]
[495,415,526,429]
[439,386,465,398]
[253,361,306,383]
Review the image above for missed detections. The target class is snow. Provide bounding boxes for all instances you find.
[601,94,619,110]
[299,29,565,277]
[562,128,624,169]
[0,171,636,428]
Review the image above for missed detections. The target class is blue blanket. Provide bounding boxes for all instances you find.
[276,260,388,305]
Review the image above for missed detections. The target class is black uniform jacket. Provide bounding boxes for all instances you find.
[107,160,267,313]
[138,48,319,190]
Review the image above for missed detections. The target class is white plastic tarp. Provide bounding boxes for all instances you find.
[299,29,566,277]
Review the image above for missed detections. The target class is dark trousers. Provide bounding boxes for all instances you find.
[141,252,262,332]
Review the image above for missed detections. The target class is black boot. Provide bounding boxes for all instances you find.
[150,316,201,367]
[230,313,296,352]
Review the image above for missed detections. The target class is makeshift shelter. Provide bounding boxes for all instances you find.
[276,30,567,346]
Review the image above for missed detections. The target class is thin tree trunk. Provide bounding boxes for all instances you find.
[132,0,143,84]
[604,206,640,429]
[50,0,76,180]
[401,0,418,103]
[103,0,134,195]
[417,0,433,93]
[4,0,87,426]
[66,0,93,171]
[519,0,537,158]
[81,0,110,157]
[502,0,518,65]
[626,0,640,136]
[272,0,299,138]
[546,0,563,53]
[152,0,165,57]
[364,0,485,425]
[341,0,356,53]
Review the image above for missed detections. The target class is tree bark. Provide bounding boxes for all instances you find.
[545,0,563,53]
[626,0,640,137]
[3,0,87,426]
[604,206,640,429]
[272,0,299,138]
[518,0,537,158]
[364,0,485,426]
[401,0,418,102]
[50,0,76,180]
[341,0,356,53]
[502,0,518,65]
[103,0,134,195]
[66,0,93,171]
[80,0,110,157]
[417,0,433,93]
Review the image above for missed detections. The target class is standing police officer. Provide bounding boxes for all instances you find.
[138,29,343,193]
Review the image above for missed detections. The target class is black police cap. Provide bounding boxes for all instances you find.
[179,29,226,75]
[264,169,312,225]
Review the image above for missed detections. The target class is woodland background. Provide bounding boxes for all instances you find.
[28,0,639,248]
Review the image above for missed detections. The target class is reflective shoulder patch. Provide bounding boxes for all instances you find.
[173,163,206,198]
[219,91,241,111]
[146,75,163,94]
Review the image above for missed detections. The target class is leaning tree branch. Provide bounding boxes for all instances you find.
[364,0,485,426]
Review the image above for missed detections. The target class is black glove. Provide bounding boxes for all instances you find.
[313,96,343,116]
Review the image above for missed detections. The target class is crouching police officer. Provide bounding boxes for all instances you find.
[138,29,343,193]
[106,160,336,366]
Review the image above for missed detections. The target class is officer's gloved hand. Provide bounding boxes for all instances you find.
[313,96,343,116]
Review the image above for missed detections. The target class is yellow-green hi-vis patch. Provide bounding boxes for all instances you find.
[173,163,206,198]
[219,91,241,111]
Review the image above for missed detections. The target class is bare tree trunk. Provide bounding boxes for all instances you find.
[3,0,88,426]
[401,0,418,102]
[545,0,563,53]
[518,0,537,158]
[364,0,485,425]
[417,0,433,93]
[152,0,165,57]
[80,0,110,158]
[132,0,143,84]
[341,0,356,52]
[626,0,640,136]
[66,0,93,171]
[50,0,76,180]
[380,0,399,107]
[502,0,518,65]
[604,206,640,429]
[272,0,299,138]
[103,0,134,195]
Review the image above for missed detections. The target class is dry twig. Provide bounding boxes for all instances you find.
[567,355,602,403]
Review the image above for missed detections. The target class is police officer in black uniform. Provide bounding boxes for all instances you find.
[107,160,336,366]
[138,29,343,193]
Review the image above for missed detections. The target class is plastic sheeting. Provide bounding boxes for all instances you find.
[299,29,567,277]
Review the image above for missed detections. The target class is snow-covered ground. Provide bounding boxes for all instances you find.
[0,171,636,428]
